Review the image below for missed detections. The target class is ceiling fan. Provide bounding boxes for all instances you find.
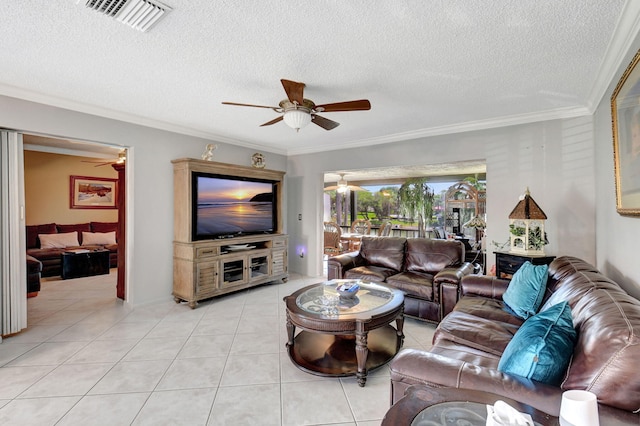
[324,173,369,193]
[81,150,127,167]
[222,79,371,131]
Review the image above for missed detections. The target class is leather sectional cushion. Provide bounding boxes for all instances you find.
[345,265,398,282]
[453,296,525,326]
[359,236,406,271]
[386,271,435,300]
[26,247,66,261]
[91,221,118,234]
[26,223,56,249]
[404,238,464,273]
[429,339,501,369]
[56,223,91,244]
[433,310,520,356]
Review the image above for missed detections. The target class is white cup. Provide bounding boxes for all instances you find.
[559,390,600,426]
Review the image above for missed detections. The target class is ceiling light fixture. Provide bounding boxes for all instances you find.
[324,173,369,193]
[337,175,348,194]
[282,105,312,132]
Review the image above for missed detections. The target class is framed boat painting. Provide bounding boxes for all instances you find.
[612,47,640,216]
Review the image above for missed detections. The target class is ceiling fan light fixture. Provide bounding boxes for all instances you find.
[282,108,311,131]
[337,175,348,193]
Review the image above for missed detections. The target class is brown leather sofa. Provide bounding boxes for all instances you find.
[26,222,118,277]
[327,236,473,323]
[389,256,640,424]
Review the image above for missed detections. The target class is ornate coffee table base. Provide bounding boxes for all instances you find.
[286,324,403,387]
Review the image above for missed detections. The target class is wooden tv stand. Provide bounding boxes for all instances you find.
[172,158,288,308]
[173,234,288,308]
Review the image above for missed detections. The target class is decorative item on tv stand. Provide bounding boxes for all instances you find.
[508,187,548,255]
[201,144,217,161]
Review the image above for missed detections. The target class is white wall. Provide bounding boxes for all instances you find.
[595,36,640,299]
[288,116,597,278]
[0,95,287,306]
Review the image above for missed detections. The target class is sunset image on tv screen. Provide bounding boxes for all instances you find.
[196,176,273,237]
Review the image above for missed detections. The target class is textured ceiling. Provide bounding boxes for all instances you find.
[0,1,635,155]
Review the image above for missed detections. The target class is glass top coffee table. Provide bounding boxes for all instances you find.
[283,279,404,387]
[382,386,557,426]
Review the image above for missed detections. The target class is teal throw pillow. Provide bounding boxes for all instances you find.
[502,261,548,319]
[498,301,577,385]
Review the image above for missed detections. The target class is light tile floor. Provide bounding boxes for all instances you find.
[0,269,436,425]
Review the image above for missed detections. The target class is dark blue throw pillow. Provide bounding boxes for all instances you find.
[502,261,548,319]
[498,301,577,385]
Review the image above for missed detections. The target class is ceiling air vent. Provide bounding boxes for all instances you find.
[79,0,171,32]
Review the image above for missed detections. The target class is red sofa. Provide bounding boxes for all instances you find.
[26,222,118,277]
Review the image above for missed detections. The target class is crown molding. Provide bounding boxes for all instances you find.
[586,0,640,111]
[285,106,591,156]
[0,84,289,156]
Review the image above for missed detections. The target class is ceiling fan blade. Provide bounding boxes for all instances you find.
[281,79,305,105]
[81,159,115,164]
[92,161,115,167]
[312,114,340,130]
[315,99,371,112]
[260,116,284,127]
[222,101,278,109]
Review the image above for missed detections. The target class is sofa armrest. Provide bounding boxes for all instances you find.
[389,349,563,414]
[26,254,42,294]
[326,252,365,280]
[434,262,474,285]
[437,262,475,319]
[460,275,510,299]
[390,349,640,424]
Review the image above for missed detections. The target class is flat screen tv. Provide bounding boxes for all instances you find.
[192,172,277,240]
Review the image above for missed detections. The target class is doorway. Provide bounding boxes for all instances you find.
[22,133,128,303]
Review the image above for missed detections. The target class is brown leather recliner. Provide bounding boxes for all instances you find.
[389,256,640,424]
[327,236,473,323]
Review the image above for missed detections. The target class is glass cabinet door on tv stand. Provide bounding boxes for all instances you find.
[221,255,247,287]
[221,251,272,288]
[249,253,270,280]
